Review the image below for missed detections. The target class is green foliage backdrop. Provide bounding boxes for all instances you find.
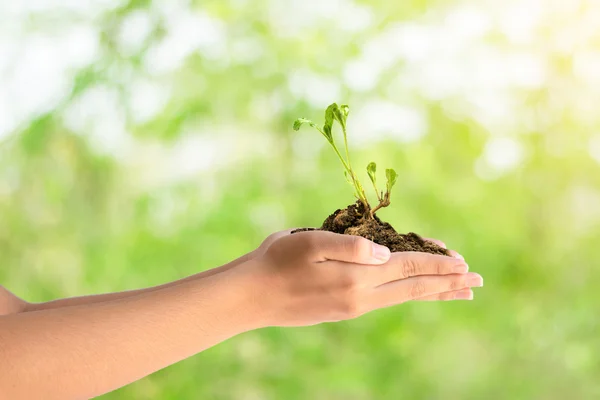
[1,0,599,399]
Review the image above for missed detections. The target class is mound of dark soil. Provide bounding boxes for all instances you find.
[293,201,449,256]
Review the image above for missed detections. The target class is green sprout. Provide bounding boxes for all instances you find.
[293,102,398,218]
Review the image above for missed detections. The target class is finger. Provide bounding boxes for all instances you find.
[370,272,483,308]
[424,237,446,248]
[414,288,473,301]
[424,238,466,260]
[294,231,391,265]
[447,249,465,261]
[369,252,469,286]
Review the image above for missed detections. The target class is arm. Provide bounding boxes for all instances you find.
[21,230,293,313]
[0,231,481,399]
[24,252,253,312]
[6,231,458,314]
[0,267,259,400]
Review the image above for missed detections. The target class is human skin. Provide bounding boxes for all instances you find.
[0,230,482,399]
[2,230,459,314]
[0,229,295,315]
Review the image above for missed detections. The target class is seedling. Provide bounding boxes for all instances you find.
[293,103,398,219]
[291,102,449,256]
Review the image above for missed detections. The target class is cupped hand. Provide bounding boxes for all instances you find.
[246,230,482,327]
[255,229,464,261]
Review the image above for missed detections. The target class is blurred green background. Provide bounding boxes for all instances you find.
[1,0,599,399]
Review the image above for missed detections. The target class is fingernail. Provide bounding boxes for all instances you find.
[452,263,469,273]
[452,251,465,261]
[455,290,473,300]
[466,273,483,287]
[372,243,391,262]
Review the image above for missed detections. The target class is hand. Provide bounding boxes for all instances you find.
[245,230,482,327]
[253,229,463,262]
[250,229,299,258]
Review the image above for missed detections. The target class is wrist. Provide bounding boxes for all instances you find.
[224,258,277,330]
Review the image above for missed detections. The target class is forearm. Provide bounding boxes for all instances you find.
[0,264,265,400]
[25,252,255,312]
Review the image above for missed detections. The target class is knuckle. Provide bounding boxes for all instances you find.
[341,297,363,319]
[449,276,465,291]
[348,236,369,260]
[262,241,281,261]
[436,260,445,275]
[265,232,278,242]
[340,269,368,294]
[402,258,419,278]
[448,279,458,291]
[260,233,279,251]
[339,275,359,293]
[410,280,427,299]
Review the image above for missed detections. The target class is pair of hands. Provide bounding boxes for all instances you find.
[236,229,483,328]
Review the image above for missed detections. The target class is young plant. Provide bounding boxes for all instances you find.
[293,103,398,219]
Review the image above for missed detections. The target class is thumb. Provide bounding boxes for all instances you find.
[301,231,391,265]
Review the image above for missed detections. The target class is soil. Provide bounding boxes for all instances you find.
[292,201,449,256]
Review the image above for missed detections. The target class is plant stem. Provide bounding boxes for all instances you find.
[370,181,383,202]
[314,118,371,214]
[350,172,370,212]
[370,192,391,217]
[339,125,371,212]
[331,142,351,172]
[341,125,351,171]
[316,126,370,210]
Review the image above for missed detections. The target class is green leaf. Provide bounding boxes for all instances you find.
[333,107,345,128]
[367,162,377,185]
[293,118,313,131]
[340,104,349,118]
[337,104,349,128]
[323,103,336,141]
[386,168,398,192]
[330,103,349,129]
